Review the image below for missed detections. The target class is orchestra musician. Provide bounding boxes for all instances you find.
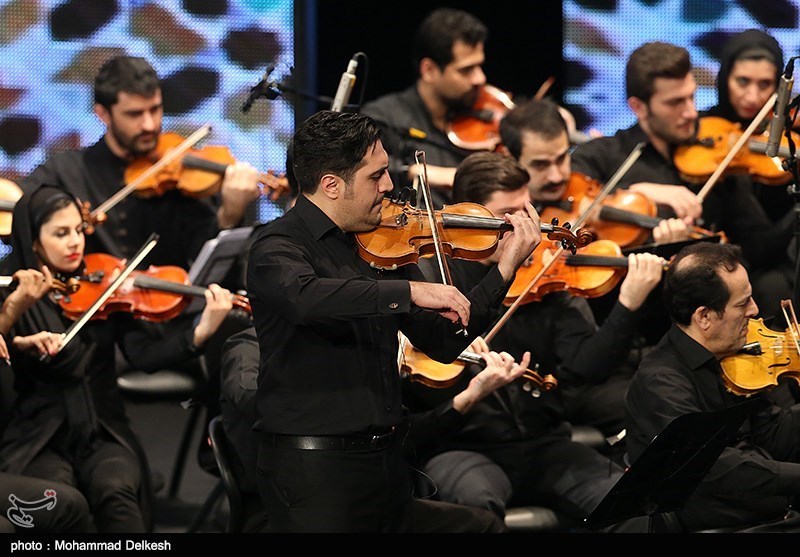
[0,185,235,533]
[406,150,657,529]
[245,110,542,532]
[570,41,794,330]
[20,55,260,272]
[626,242,800,532]
[495,99,670,435]
[360,7,488,209]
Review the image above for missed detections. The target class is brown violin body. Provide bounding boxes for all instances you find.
[446,84,515,152]
[400,339,557,391]
[674,116,797,186]
[541,173,658,249]
[720,318,800,397]
[505,239,628,306]
[125,131,290,200]
[58,252,250,322]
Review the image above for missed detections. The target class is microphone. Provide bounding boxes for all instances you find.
[241,64,281,113]
[331,55,358,112]
[766,58,795,157]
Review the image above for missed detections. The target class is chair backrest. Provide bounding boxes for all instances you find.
[208,415,244,533]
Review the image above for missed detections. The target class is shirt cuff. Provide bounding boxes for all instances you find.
[377,280,412,315]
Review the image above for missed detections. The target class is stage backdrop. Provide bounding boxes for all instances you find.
[0,0,297,258]
[564,0,800,135]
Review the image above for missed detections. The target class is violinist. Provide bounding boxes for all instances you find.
[20,55,260,273]
[406,151,657,529]
[245,110,542,532]
[626,242,800,532]
[0,186,236,533]
[571,41,794,329]
[360,7,488,209]
[500,97,691,245]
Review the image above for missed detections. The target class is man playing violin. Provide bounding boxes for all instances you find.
[20,55,261,272]
[245,110,542,532]
[626,242,800,532]
[571,41,794,331]
[406,150,659,529]
[360,7,488,209]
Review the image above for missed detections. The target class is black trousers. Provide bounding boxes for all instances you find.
[256,434,506,533]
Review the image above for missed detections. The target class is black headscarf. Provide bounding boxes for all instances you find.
[707,29,784,127]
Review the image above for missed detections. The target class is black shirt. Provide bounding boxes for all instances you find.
[245,194,510,436]
[407,259,638,458]
[21,138,219,269]
[625,324,800,530]
[570,124,793,270]
[360,86,472,208]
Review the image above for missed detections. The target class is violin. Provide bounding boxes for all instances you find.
[541,173,658,249]
[720,317,800,396]
[57,252,250,322]
[354,197,594,270]
[542,173,719,249]
[446,84,515,152]
[719,300,800,396]
[0,178,22,237]
[505,239,631,305]
[125,131,290,200]
[674,115,798,186]
[399,334,557,392]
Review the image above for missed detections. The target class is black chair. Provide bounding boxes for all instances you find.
[207,415,245,533]
[116,349,207,500]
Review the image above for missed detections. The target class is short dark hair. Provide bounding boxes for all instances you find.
[626,42,691,102]
[499,98,568,160]
[664,242,746,326]
[291,110,383,195]
[412,8,488,73]
[94,55,160,109]
[452,151,529,205]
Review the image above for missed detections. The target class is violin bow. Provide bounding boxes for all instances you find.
[42,233,159,362]
[91,124,213,219]
[414,150,467,336]
[484,143,645,344]
[696,93,777,202]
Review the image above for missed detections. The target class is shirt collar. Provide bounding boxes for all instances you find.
[667,323,717,371]
[293,194,341,241]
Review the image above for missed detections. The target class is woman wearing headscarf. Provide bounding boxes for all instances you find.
[0,185,234,532]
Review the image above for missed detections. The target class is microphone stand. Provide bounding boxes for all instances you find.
[783,94,800,313]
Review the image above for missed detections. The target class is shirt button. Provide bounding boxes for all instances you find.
[389,302,398,309]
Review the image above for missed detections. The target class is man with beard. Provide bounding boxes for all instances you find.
[20,55,261,271]
[570,42,793,331]
[359,8,488,209]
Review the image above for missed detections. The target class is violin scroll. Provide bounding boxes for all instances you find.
[542,217,595,254]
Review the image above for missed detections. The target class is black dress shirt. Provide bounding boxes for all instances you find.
[246,195,510,437]
[626,324,800,530]
[570,124,793,270]
[360,86,472,208]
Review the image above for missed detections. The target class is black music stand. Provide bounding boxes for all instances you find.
[584,400,756,532]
